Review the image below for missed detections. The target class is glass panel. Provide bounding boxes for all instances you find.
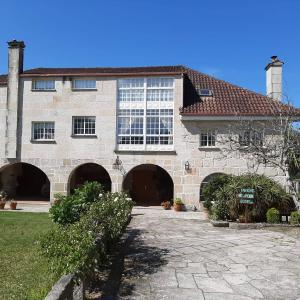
[33,122,54,140]
[33,80,55,90]
[73,79,96,89]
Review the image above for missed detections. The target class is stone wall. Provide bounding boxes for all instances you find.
[0,76,287,207]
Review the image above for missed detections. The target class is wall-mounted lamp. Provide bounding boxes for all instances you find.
[113,156,122,170]
[184,161,191,171]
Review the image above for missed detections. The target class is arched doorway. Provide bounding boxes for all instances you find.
[69,163,111,194]
[0,163,50,201]
[200,172,226,202]
[123,164,173,206]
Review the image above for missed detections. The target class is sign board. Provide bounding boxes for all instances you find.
[238,188,255,204]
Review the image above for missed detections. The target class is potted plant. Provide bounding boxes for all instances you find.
[161,200,171,210]
[173,198,184,211]
[0,191,7,209]
[9,199,17,210]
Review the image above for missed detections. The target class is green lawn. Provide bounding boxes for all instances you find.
[0,212,58,300]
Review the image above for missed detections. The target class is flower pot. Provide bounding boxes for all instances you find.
[10,202,17,210]
[0,201,6,210]
[173,204,183,212]
[161,201,171,210]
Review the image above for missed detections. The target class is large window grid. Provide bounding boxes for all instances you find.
[32,122,55,140]
[72,116,96,136]
[117,77,174,149]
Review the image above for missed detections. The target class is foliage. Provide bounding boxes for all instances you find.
[40,187,133,279]
[202,174,232,210]
[0,212,57,300]
[290,211,300,225]
[207,173,294,221]
[266,208,280,224]
[49,181,104,225]
[174,198,183,205]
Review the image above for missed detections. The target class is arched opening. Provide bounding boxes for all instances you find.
[69,163,111,194]
[200,172,226,202]
[0,163,50,201]
[123,164,173,206]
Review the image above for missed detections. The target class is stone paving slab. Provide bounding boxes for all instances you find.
[117,206,300,300]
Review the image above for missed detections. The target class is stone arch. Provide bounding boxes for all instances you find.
[68,163,112,194]
[200,172,226,202]
[0,162,51,201]
[123,164,174,206]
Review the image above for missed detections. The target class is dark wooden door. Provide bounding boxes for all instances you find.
[132,170,159,205]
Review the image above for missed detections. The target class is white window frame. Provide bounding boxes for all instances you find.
[72,78,97,90]
[32,79,55,91]
[31,121,55,141]
[199,130,217,147]
[239,130,264,147]
[117,77,174,151]
[72,116,96,136]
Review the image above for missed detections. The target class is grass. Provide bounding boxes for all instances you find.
[0,212,58,300]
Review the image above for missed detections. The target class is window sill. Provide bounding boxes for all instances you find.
[30,139,56,144]
[71,88,97,91]
[198,146,220,151]
[71,134,98,139]
[114,149,177,155]
[31,89,56,92]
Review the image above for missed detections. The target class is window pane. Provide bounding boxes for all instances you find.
[73,116,95,135]
[32,122,55,140]
[33,80,55,90]
[73,79,96,89]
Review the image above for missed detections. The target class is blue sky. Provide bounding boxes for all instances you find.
[0,0,299,107]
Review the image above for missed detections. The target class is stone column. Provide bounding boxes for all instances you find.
[6,40,25,159]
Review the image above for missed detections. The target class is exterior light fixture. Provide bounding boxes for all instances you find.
[184,161,191,171]
[113,156,122,170]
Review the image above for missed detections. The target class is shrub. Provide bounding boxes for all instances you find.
[202,174,232,210]
[174,198,183,205]
[40,190,133,279]
[49,181,104,225]
[290,211,300,225]
[266,208,280,224]
[218,174,292,221]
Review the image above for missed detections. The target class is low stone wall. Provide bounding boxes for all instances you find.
[44,274,84,300]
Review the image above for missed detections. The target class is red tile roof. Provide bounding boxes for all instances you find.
[181,67,300,117]
[0,66,299,117]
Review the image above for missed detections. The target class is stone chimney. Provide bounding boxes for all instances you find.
[6,40,25,159]
[265,55,284,101]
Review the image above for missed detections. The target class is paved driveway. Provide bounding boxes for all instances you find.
[117,207,300,300]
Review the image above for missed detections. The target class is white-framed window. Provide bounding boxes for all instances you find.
[32,122,55,140]
[72,79,96,90]
[72,116,96,136]
[239,130,263,146]
[117,77,174,150]
[32,79,55,90]
[200,130,216,147]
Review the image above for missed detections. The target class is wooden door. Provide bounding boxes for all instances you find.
[132,170,159,205]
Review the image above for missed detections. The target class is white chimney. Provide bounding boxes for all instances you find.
[265,55,284,101]
[6,40,25,159]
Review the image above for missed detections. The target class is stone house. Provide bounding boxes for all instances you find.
[0,40,299,206]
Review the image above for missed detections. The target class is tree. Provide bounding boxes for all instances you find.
[219,98,300,206]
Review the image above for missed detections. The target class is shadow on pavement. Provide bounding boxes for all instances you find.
[89,227,169,299]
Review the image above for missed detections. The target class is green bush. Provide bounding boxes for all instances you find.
[49,181,104,225]
[205,173,294,221]
[290,211,300,225]
[266,208,280,224]
[40,189,133,279]
[202,174,232,210]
